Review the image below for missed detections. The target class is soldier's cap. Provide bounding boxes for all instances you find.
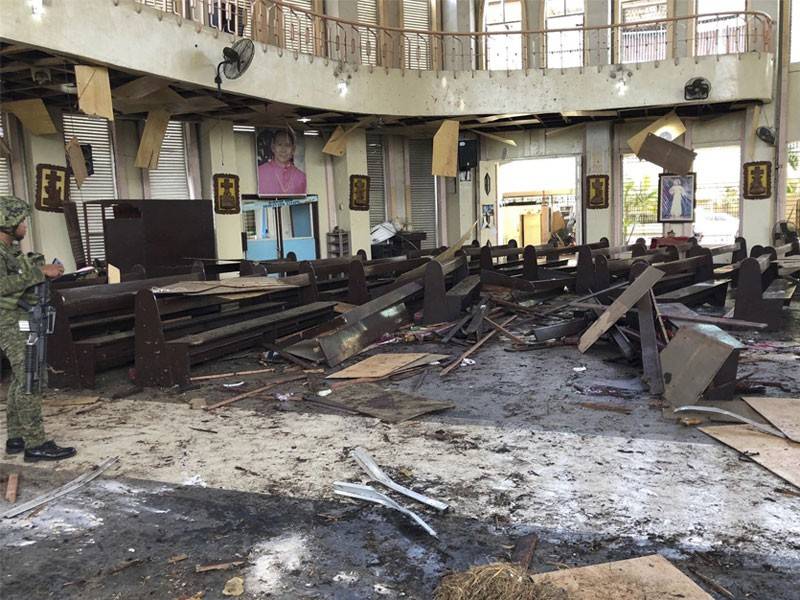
[0,195,31,233]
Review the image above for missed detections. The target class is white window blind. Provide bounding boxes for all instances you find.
[366,134,387,228]
[147,121,190,199]
[403,0,432,69]
[0,114,12,196]
[62,114,118,261]
[283,0,315,54]
[356,0,379,65]
[408,139,436,249]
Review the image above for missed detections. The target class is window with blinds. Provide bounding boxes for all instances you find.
[366,134,387,228]
[402,0,432,69]
[62,114,118,261]
[283,0,315,54]
[356,0,379,66]
[0,114,12,196]
[408,139,437,249]
[147,121,190,199]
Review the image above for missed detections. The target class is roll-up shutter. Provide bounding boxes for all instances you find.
[283,0,314,54]
[357,0,379,65]
[147,121,190,199]
[408,139,436,249]
[62,114,118,262]
[366,134,387,229]
[0,114,12,195]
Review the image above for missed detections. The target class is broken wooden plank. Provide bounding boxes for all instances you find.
[742,397,800,443]
[204,373,307,411]
[191,367,277,382]
[441,315,517,376]
[195,561,245,573]
[75,65,114,121]
[578,266,664,353]
[579,402,632,415]
[484,316,525,344]
[539,281,628,316]
[511,533,539,570]
[636,289,665,394]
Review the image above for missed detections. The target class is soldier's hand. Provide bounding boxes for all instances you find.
[42,264,65,279]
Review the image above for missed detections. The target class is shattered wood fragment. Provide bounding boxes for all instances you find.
[191,368,277,382]
[195,561,245,573]
[168,554,189,564]
[484,316,525,344]
[511,533,539,570]
[578,266,664,353]
[441,315,517,376]
[204,374,307,410]
[688,569,735,600]
[4,473,19,503]
[579,402,632,415]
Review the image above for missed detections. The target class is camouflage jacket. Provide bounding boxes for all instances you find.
[0,241,45,317]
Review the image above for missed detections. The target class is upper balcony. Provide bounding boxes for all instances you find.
[0,0,776,118]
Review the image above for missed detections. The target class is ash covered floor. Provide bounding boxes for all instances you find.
[1,306,800,599]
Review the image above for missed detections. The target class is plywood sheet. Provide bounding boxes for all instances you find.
[328,383,454,423]
[578,266,664,353]
[432,120,459,177]
[636,133,696,175]
[113,87,187,115]
[699,424,800,489]
[135,109,171,169]
[531,554,712,600]
[75,65,114,121]
[112,76,171,100]
[328,353,429,379]
[322,125,347,156]
[743,397,800,442]
[2,99,57,135]
[627,110,685,154]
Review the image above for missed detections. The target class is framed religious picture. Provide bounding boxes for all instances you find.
[35,163,69,213]
[349,174,370,210]
[213,173,240,214]
[742,161,771,199]
[586,175,609,209]
[658,172,696,223]
[255,127,307,197]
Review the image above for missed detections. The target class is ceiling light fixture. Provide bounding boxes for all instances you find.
[303,130,320,136]
[297,117,312,123]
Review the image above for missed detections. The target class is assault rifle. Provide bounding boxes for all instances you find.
[18,280,56,394]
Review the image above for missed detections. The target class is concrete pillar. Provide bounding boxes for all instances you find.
[445,174,477,245]
[741,105,776,246]
[584,0,611,67]
[673,0,692,60]
[584,122,613,242]
[198,119,243,260]
[332,129,371,258]
[524,0,545,69]
[22,129,75,271]
[441,0,475,71]
[384,135,408,225]
[304,136,333,258]
[112,120,144,199]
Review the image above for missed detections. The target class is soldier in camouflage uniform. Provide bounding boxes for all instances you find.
[1,195,76,461]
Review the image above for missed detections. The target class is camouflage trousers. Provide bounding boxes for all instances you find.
[0,316,46,446]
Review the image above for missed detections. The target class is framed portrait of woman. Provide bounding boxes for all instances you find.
[255,127,307,197]
[658,173,696,223]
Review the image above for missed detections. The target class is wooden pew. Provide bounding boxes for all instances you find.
[422,256,479,324]
[48,270,206,389]
[733,253,796,330]
[651,247,730,307]
[134,283,337,387]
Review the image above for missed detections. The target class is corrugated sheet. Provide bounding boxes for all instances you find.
[366,134,386,228]
[408,139,437,249]
[147,121,190,199]
[62,114,118,261]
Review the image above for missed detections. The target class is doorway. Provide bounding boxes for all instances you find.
[496,156,580,246]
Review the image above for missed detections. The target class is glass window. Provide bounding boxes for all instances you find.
[619,0,668,63]
[692,146,741,245]
[243,210,257,240]
[147,121,190,199]
[289,203,312,238]
[622,154,662,243]
[484,0,524,71]
[546,0,584,69]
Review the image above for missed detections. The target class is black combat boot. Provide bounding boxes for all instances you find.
[24,441,77,462]
[5,438,24,454]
